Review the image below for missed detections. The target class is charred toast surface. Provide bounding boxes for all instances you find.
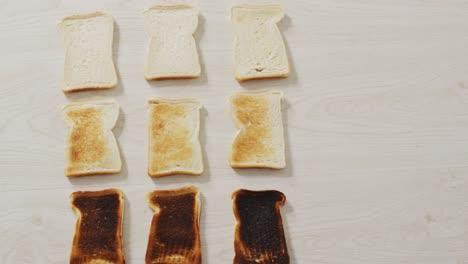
[232,189,289,264]
[146,186,201,264]
[70,189,125,264]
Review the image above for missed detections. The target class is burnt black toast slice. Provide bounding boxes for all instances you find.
[69,189,125,264]
[145,186,201,264]
[232,189,289,264]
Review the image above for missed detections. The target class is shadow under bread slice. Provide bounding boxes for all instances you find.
[70,189,125,264]
[145,186,201,264]
[232,189,289,264]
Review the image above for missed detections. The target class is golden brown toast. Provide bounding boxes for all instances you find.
[148,98,203,177]
[232,189,289,264]
[230,91,285,169]
[145,186,201,264]
[63,100,121,177]
[70,189,125,264]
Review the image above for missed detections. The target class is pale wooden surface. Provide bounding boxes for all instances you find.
[1,0,468,263]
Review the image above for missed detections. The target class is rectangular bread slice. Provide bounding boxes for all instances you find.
[231,5,289,81]
[63,100,121,177]
[232,189,289,264]
[58,12,118,92]
[148,98,203,177]
[146,186,201,264]
[230,91,285,169]
[70,189,125,264]
[143,5,201,80]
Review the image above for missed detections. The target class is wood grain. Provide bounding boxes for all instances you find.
[1,0,468,263]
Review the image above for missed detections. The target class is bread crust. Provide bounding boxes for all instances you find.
[144,74,201,81]
[70,188,124,200]
[69,189,125,264]
[235,72,289,82]
[229,90,286,169]
[148,169,202,178]
[145,186,201,264]
[145,5,194,11]
[148,98,200,105]
[146,186,199,205]
[231,163,285,170]
[66,169,121,178]
[148,98,203,177]
[231,4,284,10]
[232,189,289,264]
[60,11,112,22]
[62,85,116,93]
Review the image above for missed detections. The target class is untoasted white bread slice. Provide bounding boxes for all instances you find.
[231,5,290,81]
[148,98,203,177]
[143,5,201,80]
[230,91,285,169]
[63,100,121,177]
[58,12,118,92]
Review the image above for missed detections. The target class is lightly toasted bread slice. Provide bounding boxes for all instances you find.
[58,12,118,92]
[63,100,121,177]
[145,186,201,264]
[143,5,201,80]
[148,98,203,177]
[231,5,289,81]
[230,90,285,169]
[70,189,125,264]
[232,189,289,264]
